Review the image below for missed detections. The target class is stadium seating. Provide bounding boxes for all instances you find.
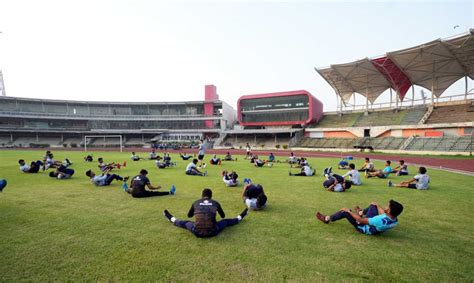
[296,137,407,150]
[424,103,474,124]
[309,112,361,128]
[310,107,427,128]
[404,136,473,152]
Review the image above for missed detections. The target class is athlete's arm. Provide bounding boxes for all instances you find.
[340,208,369,225]
[187,205,195,218]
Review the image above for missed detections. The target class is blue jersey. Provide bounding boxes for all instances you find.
[338,160,348,166]
[358,214,398,235]
[382,166,392,177]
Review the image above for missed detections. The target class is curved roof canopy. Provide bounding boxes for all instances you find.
[316,29,474,104]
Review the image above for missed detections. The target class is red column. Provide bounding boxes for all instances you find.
[204,85,218,129]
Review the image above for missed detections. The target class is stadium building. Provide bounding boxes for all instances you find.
[0,85,236,149]
[0,31,473,154]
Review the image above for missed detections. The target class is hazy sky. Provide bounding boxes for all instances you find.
[0,0,472,111]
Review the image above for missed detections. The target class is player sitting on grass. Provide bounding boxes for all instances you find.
[163,188,248,238]
[179,153,194,160]
[268,153,275,163]
[358,157,375,172]
[289,164,315,176]
[185,159,207,176]
[223,151,237,161]
[126,169,176,198]
[209,154,222,165]
[254,157,271,167]
[288,152,298,165]
[49,165,75,179]
[149,149,160,160]
[391,160,409,176]
[0,179,6,192]
[18,159,44,173]
[366,160,392,178]
[156,154,176,169]
[222,170,239,187]
[242,179,267,210]
[97,157,124,172]
[84,154,93,162]
[389,166,430,190]
[323,168,351,192]
[342,163,362,185]
[131,152,144,161]
[338,157,350,169]
[316,200,404,236]
[86,168,129,186]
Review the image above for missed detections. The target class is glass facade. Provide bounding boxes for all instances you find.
[240,94,309,123]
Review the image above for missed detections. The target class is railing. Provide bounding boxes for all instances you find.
[326,92,474,114]
[0,111,224,120]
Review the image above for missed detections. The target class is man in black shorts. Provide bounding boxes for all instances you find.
[127,169,176,198]
[163,188,248,238]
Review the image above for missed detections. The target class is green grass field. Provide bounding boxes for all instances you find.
[0,150,473,281]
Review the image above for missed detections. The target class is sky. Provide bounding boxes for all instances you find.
[0,0,473,111]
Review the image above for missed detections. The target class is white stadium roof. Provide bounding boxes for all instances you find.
[316,29,474,104]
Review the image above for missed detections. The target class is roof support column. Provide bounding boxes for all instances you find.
[396,91,399,109]
[365,75,369,114]
[353,94,356,111]
[465,76,468,100]
[389,88,393,108]
[431,60,436,106]
[411,85,415,107]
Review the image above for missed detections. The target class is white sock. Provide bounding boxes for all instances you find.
[237,215,242,221]
[170,217,176,223]
[325,216,330,222]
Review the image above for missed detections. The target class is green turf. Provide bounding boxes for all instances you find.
[0,150,473,281]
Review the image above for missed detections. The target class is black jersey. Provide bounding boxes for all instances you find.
[188,198,225,235]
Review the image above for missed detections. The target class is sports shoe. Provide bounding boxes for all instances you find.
[203,171,208,176]
[123,176,130,182]
[170,185,176,195]
[268,163,273,167]
[289,171,292,176]
[117,163,121,169]
[388,180,393,187]
[246,178,252,185]
[123,161,127,167]
[163,210,173,222]
[122,182,129,192]
[239,208,249,220]
[328,167,332,174]
[316,212,330,224]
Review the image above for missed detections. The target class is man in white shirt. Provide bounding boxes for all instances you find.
[342,163,362,185]
[18,159,43,173]
[185,159,207,176]
[289,164,315,176]
[389,166,430,190]
[86,168,129,186]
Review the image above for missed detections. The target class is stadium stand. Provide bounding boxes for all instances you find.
[424,103,474,124]
[309,112,361,128]
[0,86,236,148]
[404,136,473,152]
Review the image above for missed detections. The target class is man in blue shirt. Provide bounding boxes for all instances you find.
[316,200,403,235]
[366,160,392,178]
